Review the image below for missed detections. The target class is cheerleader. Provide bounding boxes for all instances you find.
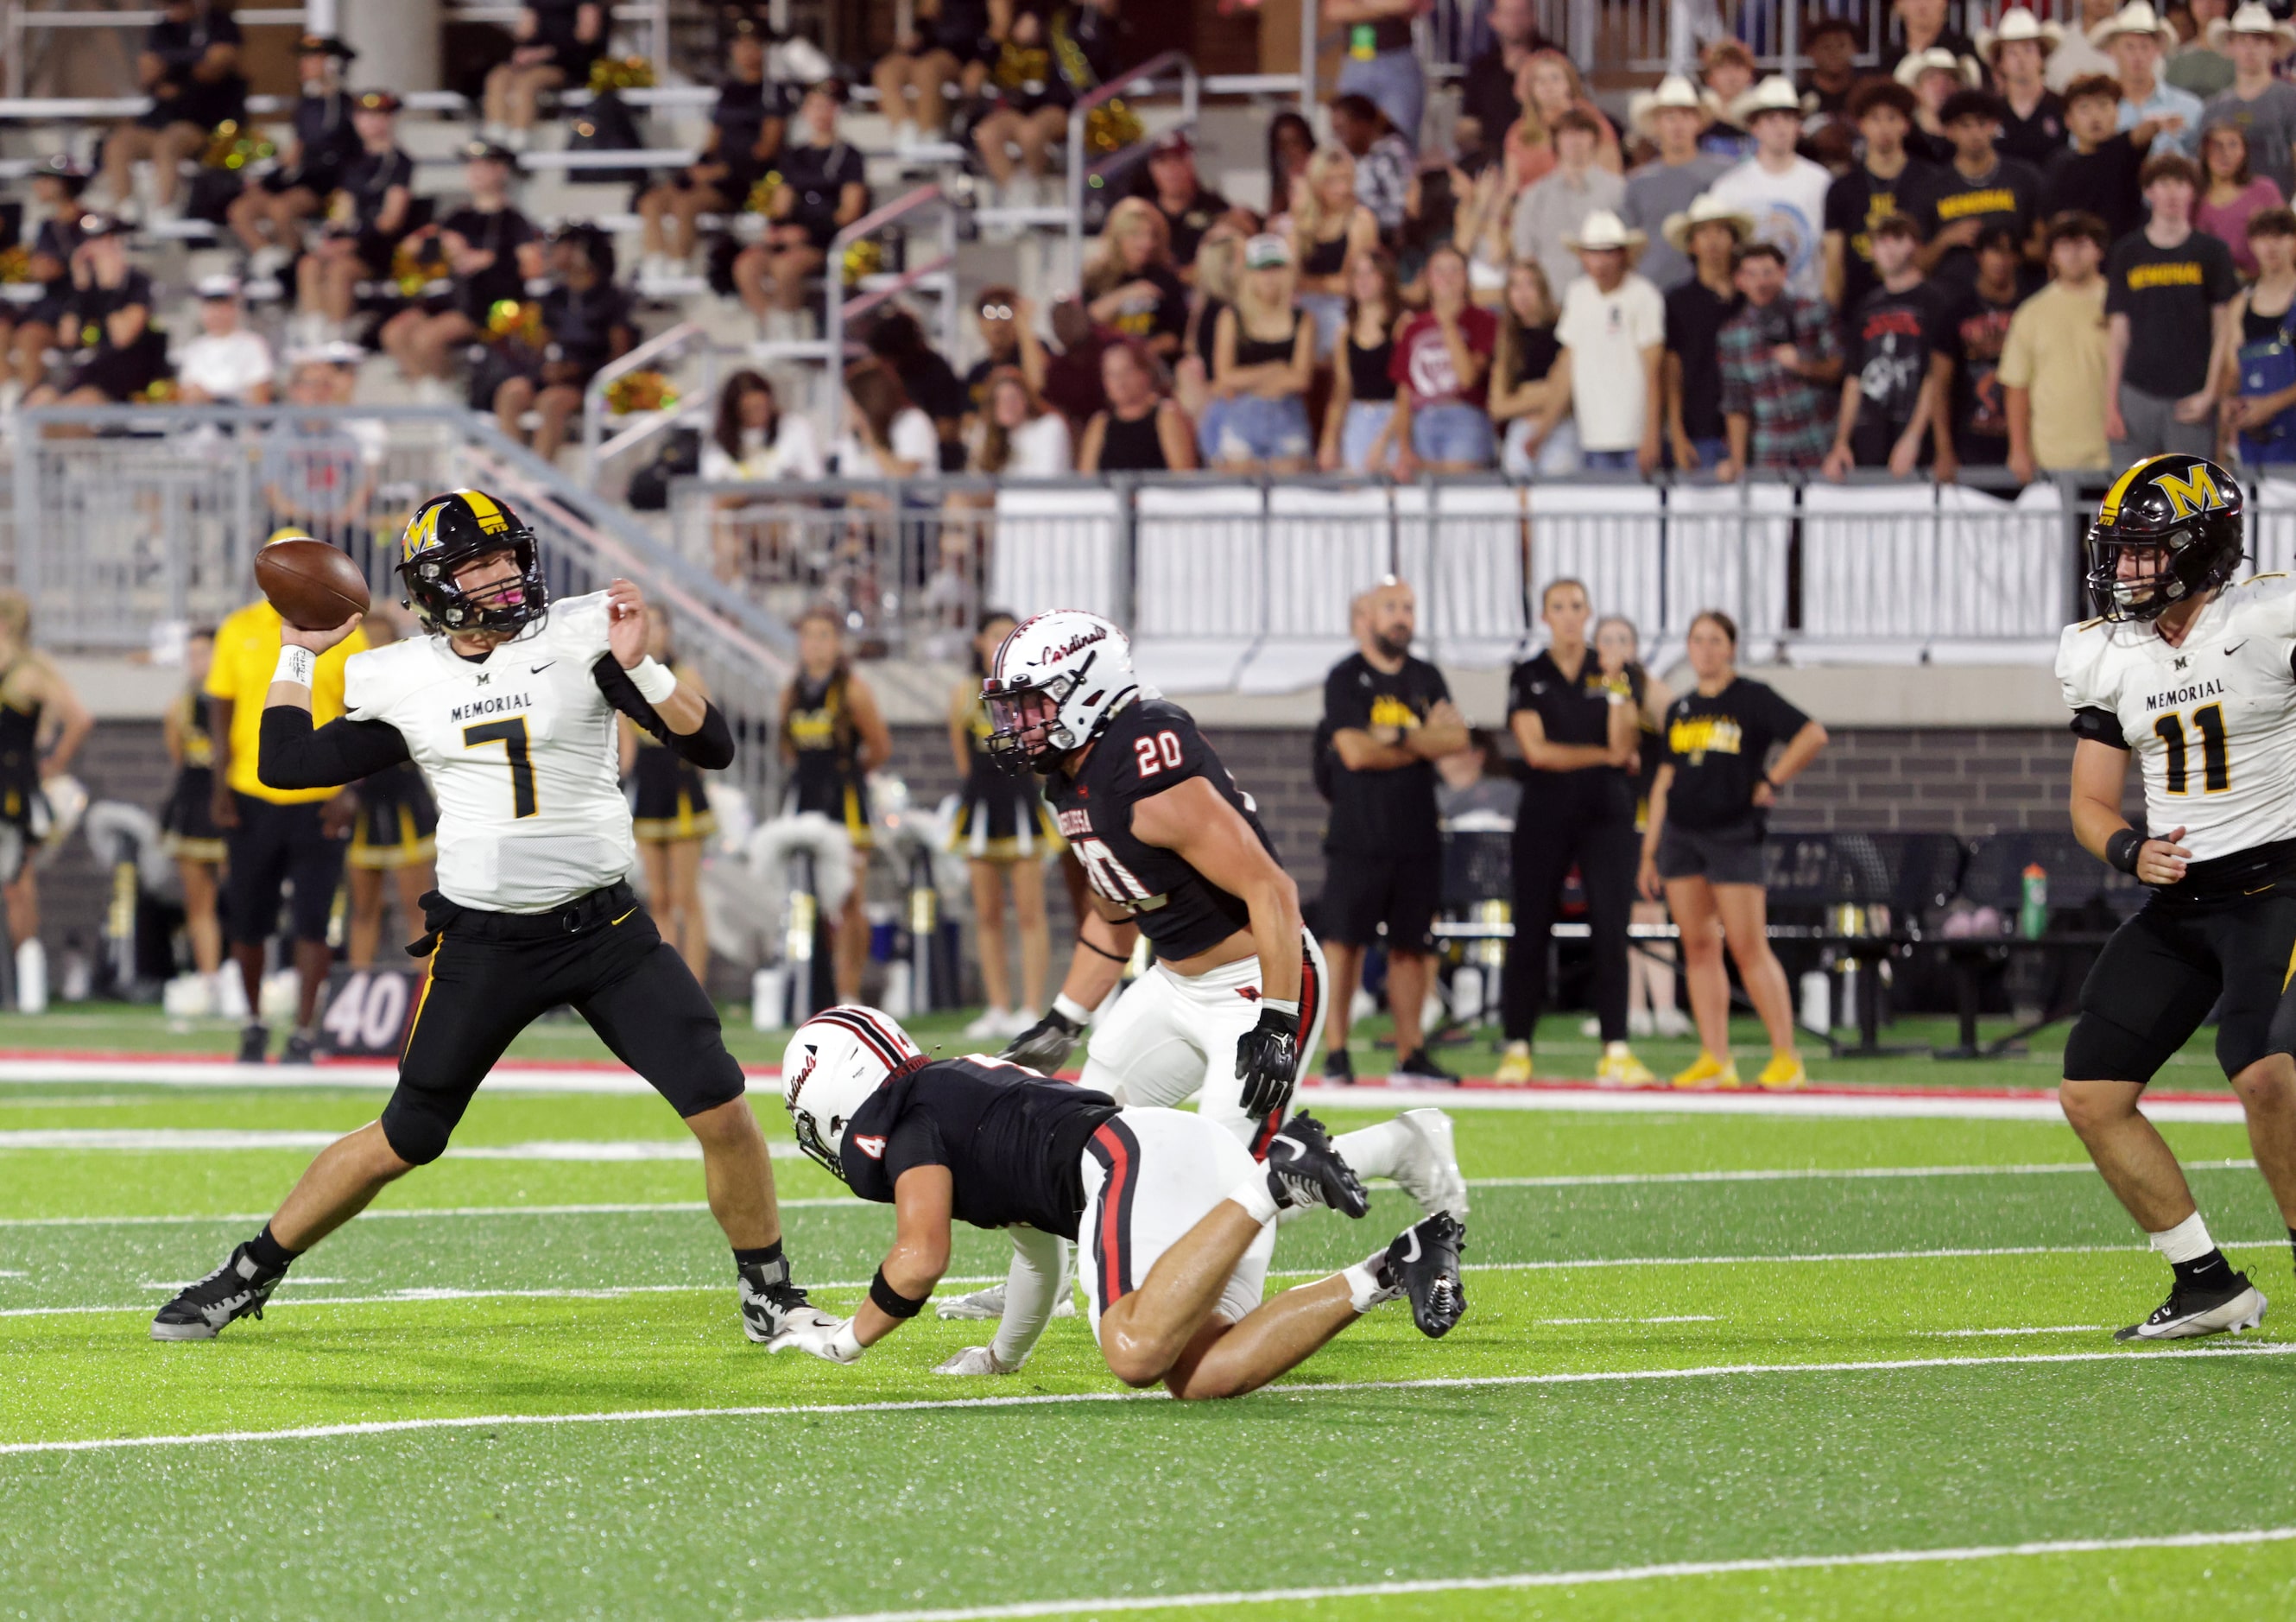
[779,606,890,1004]
[624,609,717,980]
[161,626,226,993]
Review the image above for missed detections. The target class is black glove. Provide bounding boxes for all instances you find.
[1001,1005,1085,1075]
[1234,1004,1301,1119]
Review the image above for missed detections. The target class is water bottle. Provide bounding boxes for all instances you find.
[2019,864,2048,941]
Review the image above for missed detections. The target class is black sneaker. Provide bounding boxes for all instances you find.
[1392,1047,1458,1086]
[237,1022,269,1064]
[281,1029,318,1066]
[1321,1047,1355,1086]
[149,1242,287,1341]
[1378,1212,1467,1339]
[1262,1112,1369,1218]
[2114,1270,2268,1342]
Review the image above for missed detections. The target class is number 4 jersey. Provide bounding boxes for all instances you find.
[344,591,642,912]
[2058,573,2296,865]
[1044,695,1282,960]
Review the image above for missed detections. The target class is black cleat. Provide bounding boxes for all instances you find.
[1321,1047,1355,1086]
[236,1022,269,1064]
[1380,1212,1467,1339]
[281,1029,318,1066]
[1392,1047,1458,1086]
[2114,1271,2267,1342]
[149,1242,287,1341]
[1262,1112,1369,1218]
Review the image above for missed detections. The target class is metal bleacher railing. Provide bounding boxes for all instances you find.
[7,402,794,804]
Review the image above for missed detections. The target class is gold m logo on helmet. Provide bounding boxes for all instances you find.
[402,503,443,561]
[2153,466,2227,521]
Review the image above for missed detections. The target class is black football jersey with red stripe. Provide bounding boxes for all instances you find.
[838,1056,1118,1238]
[1044,697,1281,960]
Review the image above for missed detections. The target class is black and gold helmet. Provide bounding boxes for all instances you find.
[2086,454,2246,623]
[398,487,549,636]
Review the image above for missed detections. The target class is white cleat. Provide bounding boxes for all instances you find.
[1389,1108,1469,1220]
[2115,1276,2268,1342]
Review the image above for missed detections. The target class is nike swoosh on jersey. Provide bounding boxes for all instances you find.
[531,662,556,673]
[2225,643,2248,656]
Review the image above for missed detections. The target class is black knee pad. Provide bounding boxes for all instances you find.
[377,1090,454,1166]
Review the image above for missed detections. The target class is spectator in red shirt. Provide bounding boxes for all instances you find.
[1394,244,1500,472]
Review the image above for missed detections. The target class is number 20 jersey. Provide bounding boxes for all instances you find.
[2057,573,2296,865]
[344,591,637,913]
[1044,695,1281,960]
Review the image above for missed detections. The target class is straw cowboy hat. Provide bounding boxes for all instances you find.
[1728,74,1806,124]
[1892,47,1983,90]
[1562,210,1648,252]
[2088,1,2179,49]
[1974,8,2064,65]
[1628,73,1703,140]
[2207,2,2296,54]
[1660,193,1756,253]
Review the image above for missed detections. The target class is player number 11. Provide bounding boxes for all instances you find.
[2153,701,2230,795]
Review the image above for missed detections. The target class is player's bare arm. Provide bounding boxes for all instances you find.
[2069,736,2190,885]
[1130,775,1301,997]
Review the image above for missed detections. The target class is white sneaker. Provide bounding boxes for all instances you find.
[963,1007,1013,1042]
[1654,1008,1694,1039]
[934,1283,1077,1321]
[1387,1108,1469,1219]
[1001,1005,1040,1038]
[1628,1009,1654,1039]
[1578,1017,1599,1038]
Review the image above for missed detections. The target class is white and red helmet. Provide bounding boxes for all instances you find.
[779,1006,923,1179]
[981,610,1140,774]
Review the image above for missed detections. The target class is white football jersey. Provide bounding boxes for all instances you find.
[2057,573,2296,863]
[345,591,638,912]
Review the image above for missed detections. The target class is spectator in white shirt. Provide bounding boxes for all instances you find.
[974,366,1072,476]
[838,361,938,478]
[174,276,274,405]
[1520,210,1666,472]
[1705,76,1837,299]
[700,368,825,481]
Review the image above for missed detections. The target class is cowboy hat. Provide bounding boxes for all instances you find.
[1974,8,2064,64]
[2088,1,2179,48]
[1729,74,1806,123]
[2206,1,2296,53]
[1892,48,1983,90]
[1562,209,1648,252]
[1660,194,1755,253]
[1628,73,1704,139]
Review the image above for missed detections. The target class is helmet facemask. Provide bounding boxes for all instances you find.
[2085,518,2241,624]
[984,671,1080,776]
[782,1047,851,1182]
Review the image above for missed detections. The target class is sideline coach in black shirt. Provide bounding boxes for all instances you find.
[1319,578,1467,1085]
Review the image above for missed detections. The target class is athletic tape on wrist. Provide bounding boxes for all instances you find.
[626,656,678,705]
[1051,992,1092,1027]
[1260,998,1300,1020]
[272,646,315,689]
[2106,827,2144,877]
[830,1321,866,1362]
[869,1267,928,1320]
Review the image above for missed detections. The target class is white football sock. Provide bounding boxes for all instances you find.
[1228,1170,1279,1226]
[1342,1254,1398,1314]
[15,938,45,1014]
[2149,1210,2216,1264]
[1331,1119,1410,1182]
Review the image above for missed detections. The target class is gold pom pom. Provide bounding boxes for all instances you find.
[746,171,786,216]
[842,238,884,288]
[587,55,656,95]
[604,370,679,414]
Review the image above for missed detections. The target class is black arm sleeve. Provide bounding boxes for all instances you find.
[257,705,412,790]
[2069,705,2129,750]
[590,654,737,770]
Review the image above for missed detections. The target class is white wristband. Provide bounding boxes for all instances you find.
[272,645,315,689]
[626,656,678,705]
[830,1321,866,1363]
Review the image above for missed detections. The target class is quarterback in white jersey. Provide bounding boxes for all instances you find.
[154,488,832,1350]
[2052,454,2296,1346]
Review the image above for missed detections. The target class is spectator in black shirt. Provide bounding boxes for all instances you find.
[2106,150,2241,460]
[483,1,604,150]
[1881,0,1979,76]
[1077,338,1198,472]
[379,142,540,390]
[1825,80,1947,320]
[1636,611,1829,1092]
[1798,17,1863,130]
[492,224,631,465]
[1459,0,1552,143]
[972,7,1081,206]
[1981,9,2071,166]
[98,0,244,223]
[867,307,970,472]
[1083,198,1189,362]
[1662,195,1748,471]
[1135,130,1230,278]
[28,215,167,411]
[636,16,784,281]
[5,158,86,396]
[1824,213,1953,476]
[1319,577,1467,1085]
[1919,91,2044,288]
[1497,579,1647,1088]
[872,0,992,148]
[228,35,358,273]
[297,91,414,328]
[1936,223,2027,472]
[963,284,1023,429]
[733,80,867,341]
[2042,73,2161,244]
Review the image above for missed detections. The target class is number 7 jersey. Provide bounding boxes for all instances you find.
[2057,573,2296,863]
[343,591,638,912]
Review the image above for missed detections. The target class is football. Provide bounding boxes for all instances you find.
[254,536,371,630]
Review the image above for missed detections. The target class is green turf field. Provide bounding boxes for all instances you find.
[3,1008,2293,1619]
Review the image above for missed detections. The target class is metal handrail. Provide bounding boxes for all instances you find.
[1065,50,1199,276]
[580,319,713,490]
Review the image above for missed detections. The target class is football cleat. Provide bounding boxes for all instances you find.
[933,1283,1077,1321]
[1596,1044,1656,1087]
[1493,1042,1533,1086]
[1262,1112,1369,1218]
[739,1277,838,1345]
[1755,1053,1807,1091]
[149,1242,286,1341]
[1391,1047,1458,1086]
[1673,1052,1740,1090]
[1321,1046,1356,1085]
[1388,1108,1470,1220]
[2114,1272,2268,1342]
[281,1029,319,1066]
[1380,1212,1467,1339]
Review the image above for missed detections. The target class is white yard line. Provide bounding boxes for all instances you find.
[0,1129,800,1160]
[1920,1327,2113,1337]
[1471,1159,2255,1188]
[762,1527,2296,1622]
[7,1344,2295,1457]
[1539,1315,1719,1325]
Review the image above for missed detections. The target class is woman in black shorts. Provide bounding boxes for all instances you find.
[1637,610,1829,1091]
[624,609,716,981]
[161,627,226,997]
[946,610,1060,1042]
